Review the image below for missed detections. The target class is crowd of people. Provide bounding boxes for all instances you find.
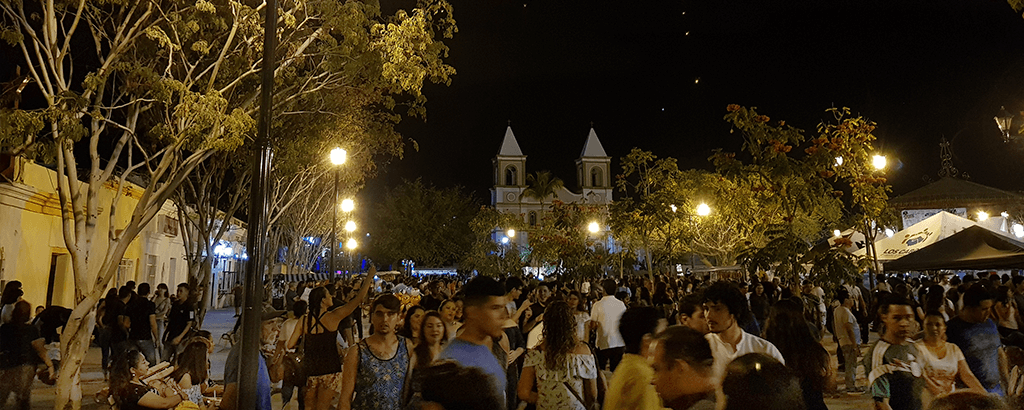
[5,268,1024,410]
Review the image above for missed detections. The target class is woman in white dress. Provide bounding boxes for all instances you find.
[567,291,592,344]
[518,300,598,410]
[913,312,986,408]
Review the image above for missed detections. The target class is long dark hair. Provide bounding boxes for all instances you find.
[110,350,144,408]
[306,286,329,332]
[541,301,577,371]
[401,305,426,339]
[1,281,23,305]
[170,341,210,385]
[413,311,447,369]
[763,298,830,392]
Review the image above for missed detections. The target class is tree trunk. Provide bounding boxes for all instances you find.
[54,297,99,410]
[196,258,213,327]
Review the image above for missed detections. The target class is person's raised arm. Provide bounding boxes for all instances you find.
[328,265,375,323]
[957,359,986,393]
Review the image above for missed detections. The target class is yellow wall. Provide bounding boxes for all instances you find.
[0,158,184,308]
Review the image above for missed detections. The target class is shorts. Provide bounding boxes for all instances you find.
[306,371,343,391]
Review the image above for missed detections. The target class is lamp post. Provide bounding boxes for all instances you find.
[346,238,358,277]
[995,106,1016,143]
[329,148,346,282]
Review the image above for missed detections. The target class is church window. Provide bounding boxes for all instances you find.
[590,167,603,187]
[504,165,517,186]
[529,211,537,226]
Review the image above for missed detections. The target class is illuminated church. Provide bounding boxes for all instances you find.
[490,125,614,248]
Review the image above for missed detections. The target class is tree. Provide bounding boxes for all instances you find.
[522,170,565,221]
[462,207,527,277]
[528,200,606,282]
[367,179,479,269]
[0,1,456,408]
[608,149,681,278]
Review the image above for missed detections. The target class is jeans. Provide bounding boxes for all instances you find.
[129,339,158,364]
[0,364,36,410]
[596,347,624,371]
[841,344,859,390]
[97,327,112,373]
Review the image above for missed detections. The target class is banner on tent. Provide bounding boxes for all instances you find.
[902,208,966,229]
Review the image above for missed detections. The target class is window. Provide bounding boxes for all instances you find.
[590,167,603,187]
[504,165,517,186]
[117,259,135,287]
[529,211,537,226]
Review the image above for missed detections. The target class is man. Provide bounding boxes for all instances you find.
[126,283,159,364]
[592,278,628,371]
[232,283,243,317]
[1012,276,1024,321]
[220,307,286,410]
[946,287,1008,396]
[436,276,508,409]
[523,283,551,334]
[420,281,445,311]
[339,294,409,410]
[503,277,524,318]
[647,326,716,410]
[834,288,863,393]
[702,281,784,380]
[605,307,665,410]
[864,296,924,410]
[676,295,709,334]
[162,283,195,362]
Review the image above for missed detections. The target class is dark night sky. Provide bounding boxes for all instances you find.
[372,0,1024,203]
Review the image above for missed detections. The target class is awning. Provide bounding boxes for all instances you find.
[885,225,1024,271]
[275,273,334,282]
[854,211,975,261]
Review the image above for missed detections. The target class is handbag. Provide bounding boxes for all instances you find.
[282,336,306,386]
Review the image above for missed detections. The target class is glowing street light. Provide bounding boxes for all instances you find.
[835,157,844,166]
[346,238,358,250]
[345,220,357,232]
[696,203,711,216]
[872,155,887,170]
[670,204,678,213]
[978,211,989,221]
[340,198,355,213]
[330,147,347,165]
[501,236,510,244]
[833,229,842,238]
[507,229,516,238]
[588,221,600,233]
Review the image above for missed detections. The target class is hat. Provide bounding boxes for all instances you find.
[260,303,287,321]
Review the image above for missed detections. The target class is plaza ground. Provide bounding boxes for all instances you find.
[24,308,874,410]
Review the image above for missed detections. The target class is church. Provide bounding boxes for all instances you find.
[490,125,615,248]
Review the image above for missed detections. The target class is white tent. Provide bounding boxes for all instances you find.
[854,211,976,262]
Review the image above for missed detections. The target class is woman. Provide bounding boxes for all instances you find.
[406,311,448,407]
[98,288,121,378]
[917,285,953,322]
[0,280,23,324]
[518,301,598,410]
[566,291,591,343]
[914,312,986,408]
[288,273,372,410]
[993,286,1021,340]
[762,299,831,410]
[0,301,55,408]
[169,342,211,410]
[400,305,426,342]
[278,301,307,410]
[153,284,172,348]
[110,350,188,410]
[439,299,461,342]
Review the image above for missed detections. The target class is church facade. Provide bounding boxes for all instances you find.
[490,125,615,248]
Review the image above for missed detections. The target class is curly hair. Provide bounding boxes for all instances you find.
[541,300,577,371]
[109,350,144,408]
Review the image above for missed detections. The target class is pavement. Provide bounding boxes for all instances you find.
[22,308,872,410]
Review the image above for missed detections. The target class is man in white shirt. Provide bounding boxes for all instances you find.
[592,278,628,371]
[701,281,784,381]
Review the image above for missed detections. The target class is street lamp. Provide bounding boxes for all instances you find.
[696,203,711,216]
[340,198,355,213]
[995,106,1015,143]
[345,220,357,232]
[346,238,358,276]
[872,155,887,171]
[588,221,600,233]
[507,229,516,238]
[329,147,347,281]
[978,211,990,221]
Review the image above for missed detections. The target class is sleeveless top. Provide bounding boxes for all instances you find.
[305,313,342,377]
[352,336,409,410]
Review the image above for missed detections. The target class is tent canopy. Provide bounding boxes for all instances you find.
[854,211,975,261]
[884,225,1024,271]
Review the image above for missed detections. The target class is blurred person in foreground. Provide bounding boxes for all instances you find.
[0,300,56,409]
[648,325,716,410]
[436,276,509,408]
[717,353,805,410]
[927,391,1007,410]
[702,282,784,380]
[604,306,665,410]
[420,361,504,410]
[518,300,597,410]
[763,298,831,410]
[945,287,1009,396]
[914,311,986,408]
[865,296,925,410]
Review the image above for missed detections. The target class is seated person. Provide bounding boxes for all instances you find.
[110,349,188,410]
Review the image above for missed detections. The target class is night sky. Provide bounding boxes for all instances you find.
[373,0,1024,203]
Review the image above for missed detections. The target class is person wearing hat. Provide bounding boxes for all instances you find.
[220,305,287,410]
